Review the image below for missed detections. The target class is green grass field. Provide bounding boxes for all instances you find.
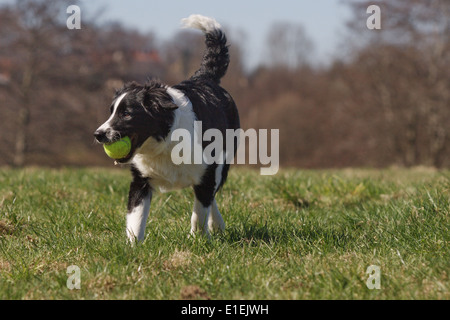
[0,167,448,299]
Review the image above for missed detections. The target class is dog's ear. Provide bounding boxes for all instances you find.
[141,89,178,113]
[158,96,179,110]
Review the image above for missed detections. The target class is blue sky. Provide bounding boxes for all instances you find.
[80,0,353,69]
[0,0,353,69]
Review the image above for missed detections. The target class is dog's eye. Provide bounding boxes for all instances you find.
[122,111,132,120]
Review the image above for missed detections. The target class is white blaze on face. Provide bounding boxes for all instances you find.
[96,92,128,134]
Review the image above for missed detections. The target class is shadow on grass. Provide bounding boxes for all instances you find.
[223,220,360,251]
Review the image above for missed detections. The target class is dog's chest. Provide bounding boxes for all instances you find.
[132,150,206,193]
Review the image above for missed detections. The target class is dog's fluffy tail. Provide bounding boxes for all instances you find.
[181,14,229,84]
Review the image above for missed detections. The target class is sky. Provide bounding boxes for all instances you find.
[79,0,353,70]
[0,0,354,70]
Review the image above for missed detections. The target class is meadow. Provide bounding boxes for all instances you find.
[0,167,448,299]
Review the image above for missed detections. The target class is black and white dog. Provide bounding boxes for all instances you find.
[94,15,240,242]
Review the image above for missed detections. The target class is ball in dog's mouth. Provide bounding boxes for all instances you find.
[103,136,131,160]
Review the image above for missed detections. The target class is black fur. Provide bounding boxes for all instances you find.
[174,78,240,146]
[114,81,178,144]
[94,16,240,240]
[94,81,178,163]
[193,163,218,207]
[127,166,151,211]
[191,29,229,83]
[173,78,239,207]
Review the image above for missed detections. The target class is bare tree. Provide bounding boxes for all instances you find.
[265,22,315,70]
[345,0,450,167]
[0,0,75,166]
[0,0,447,168]
[0,0,162,166]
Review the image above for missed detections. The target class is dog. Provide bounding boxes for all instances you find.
[94,15,240,243]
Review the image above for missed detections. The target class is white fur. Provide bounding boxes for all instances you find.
[132,87,207,193]
[131,86,226,239]
[97,93,127,134]
[181,14,221,34]
[208,199,225,232]
[126,194,151,242]
[166,87,191,108]
[191,197,210,236]
[191,162,225,235]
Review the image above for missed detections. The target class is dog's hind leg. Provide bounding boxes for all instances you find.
[208,163,227,233]
[190,197,211,237]
[191,164,226,236]
[208,199,225,233]
[191,165,218,237]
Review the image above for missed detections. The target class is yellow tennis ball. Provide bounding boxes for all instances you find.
[103,136,131,159]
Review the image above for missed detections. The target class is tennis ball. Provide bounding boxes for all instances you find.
[103,136,132,159]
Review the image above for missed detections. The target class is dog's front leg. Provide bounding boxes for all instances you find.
[126,169,152,243]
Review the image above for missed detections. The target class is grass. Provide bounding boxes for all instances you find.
[0,166,448,299]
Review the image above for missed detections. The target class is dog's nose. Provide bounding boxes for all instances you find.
[94,129,108,143]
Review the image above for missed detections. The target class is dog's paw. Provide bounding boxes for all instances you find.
[189,228,211,241]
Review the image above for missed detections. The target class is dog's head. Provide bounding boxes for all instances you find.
[94,81,178,163]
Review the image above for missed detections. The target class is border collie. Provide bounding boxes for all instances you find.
[94,15,240,243]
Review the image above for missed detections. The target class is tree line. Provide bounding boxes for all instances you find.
[0,0,448,168]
